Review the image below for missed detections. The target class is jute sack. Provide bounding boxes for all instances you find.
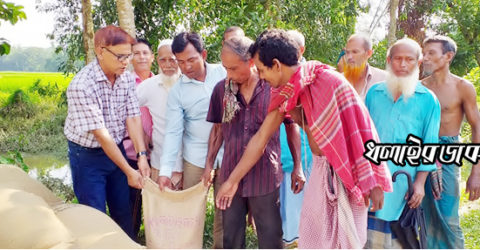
[0,164,63,207]
[0,188,74,248]
[53,203,144,249]
[142,178,208,249]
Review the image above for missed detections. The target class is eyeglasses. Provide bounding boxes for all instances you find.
[102,47,132,62]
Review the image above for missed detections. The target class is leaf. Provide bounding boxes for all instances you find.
[0,41,11,56]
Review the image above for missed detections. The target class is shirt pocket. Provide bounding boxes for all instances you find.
[393,115,422,143]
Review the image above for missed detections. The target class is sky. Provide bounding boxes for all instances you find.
[0,0,55,48]
[0,0,388,49]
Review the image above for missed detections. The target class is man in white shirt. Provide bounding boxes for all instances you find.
[136,39,183,187]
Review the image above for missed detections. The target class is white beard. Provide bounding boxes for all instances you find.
[386,64,419,100]
[159,70,180,89]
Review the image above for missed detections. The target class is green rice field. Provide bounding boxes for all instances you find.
[0,71,72,92]
[0,71,72,105]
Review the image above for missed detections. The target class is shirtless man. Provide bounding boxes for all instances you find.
[422,35,480,249]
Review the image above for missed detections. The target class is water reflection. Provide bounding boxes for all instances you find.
[23,153,72,185]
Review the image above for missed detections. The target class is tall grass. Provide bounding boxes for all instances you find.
[0,72,71,156]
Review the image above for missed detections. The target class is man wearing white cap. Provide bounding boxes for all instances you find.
[136,39,183,186]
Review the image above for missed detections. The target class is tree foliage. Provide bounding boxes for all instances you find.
[41,0,361,73]
[0,1,27,56]
[39,0,85,73]
[379,0,480,76]
[424,0,480,76]
[396,0,435,44]
[446,0,480,68]
[0,47,65,72]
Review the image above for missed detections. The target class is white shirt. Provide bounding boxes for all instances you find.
[136,73,182,172]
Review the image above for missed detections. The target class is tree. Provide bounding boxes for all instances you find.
[39,0,85,73]
[421,0,480,76]
[0,47,65,72]
[81,0,95,64]
[447,0,480,67]
[396,0,435,44]
[42,0,362,73]
[387,0,399,46]
[115,0,135,37]
[0,1,26,55]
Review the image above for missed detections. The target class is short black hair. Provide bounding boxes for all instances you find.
[134,38,152,51]
[248,29,299,68]
[172,32,205,54]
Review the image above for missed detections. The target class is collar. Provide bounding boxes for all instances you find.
[92,59,109,83]
[375,81,428,102]
[365,63,372,81]
[132,71,154,83]
[92,59,131,85]
[179,62,210,84]
[236,79,267,105]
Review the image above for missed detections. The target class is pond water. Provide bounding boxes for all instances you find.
[22,153,72,185]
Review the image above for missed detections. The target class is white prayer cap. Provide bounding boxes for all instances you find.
[157,39,173,51]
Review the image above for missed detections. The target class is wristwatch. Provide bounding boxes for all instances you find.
[136,151,148,159]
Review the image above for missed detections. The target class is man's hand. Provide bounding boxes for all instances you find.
[407,181,425,208]
[150,168,160,183]
[171,171,183,190]
[127,169,144,189]
[364,186,384,211]
[201,166,214,188]
[291,166,306,194]
[137,156,151,178]
[156,176,173,191]
[466,169,480,201]
[215,179,239,210]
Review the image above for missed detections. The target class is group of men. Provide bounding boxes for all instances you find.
[64,24,480,249]
[336,33,480,248]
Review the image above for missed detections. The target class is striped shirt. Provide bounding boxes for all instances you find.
[64,60,140,148]
[207,79,283,197]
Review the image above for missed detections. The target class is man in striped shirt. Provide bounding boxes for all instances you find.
[203,36,285,248]
[64,25,150,239]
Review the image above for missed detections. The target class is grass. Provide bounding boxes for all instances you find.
[0,71,72,92]
[458,123,480,249]
[462,209,480,248]
[0,71,71,156]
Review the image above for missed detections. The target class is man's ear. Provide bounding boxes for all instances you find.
[201,50,208,60]
[445,51,455,64]
[272,58,281,72]
[149,51,155,62]
[94,47,103,60]
[367,49,373,59]
[248,58,255,67]
[299,46,305,56]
